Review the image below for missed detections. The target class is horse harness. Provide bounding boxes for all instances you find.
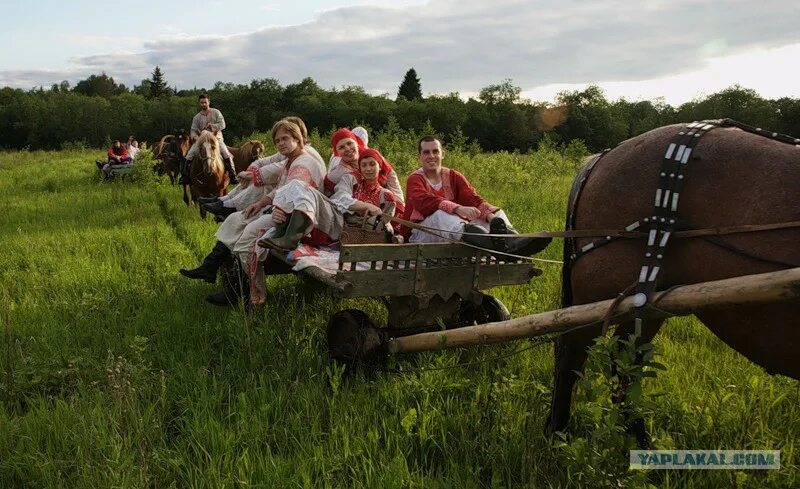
[564,119,800,335]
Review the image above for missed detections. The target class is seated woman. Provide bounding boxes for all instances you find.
[403,136,550,256]
[259,147,403,253]
[201,116,324,217]
[179,119,326,306]
[325,128,405,205]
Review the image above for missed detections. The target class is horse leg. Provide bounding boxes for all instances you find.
[609,319,664,449]
[547,328,595,434]
[182,184,190,205]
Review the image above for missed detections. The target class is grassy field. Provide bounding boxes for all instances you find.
[0,137,797,488]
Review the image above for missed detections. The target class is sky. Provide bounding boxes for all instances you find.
[1,0,798,105]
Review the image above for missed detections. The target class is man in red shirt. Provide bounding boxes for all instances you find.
[96,140,133,177]
[402,136,550,256]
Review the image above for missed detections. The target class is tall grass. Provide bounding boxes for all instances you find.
[0,139,797,488]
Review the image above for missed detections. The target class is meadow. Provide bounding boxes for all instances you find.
[0,131,797,488]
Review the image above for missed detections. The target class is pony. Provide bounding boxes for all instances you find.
[151,134,174,175]
[549,121,800,447]
[227,140,265,174]
[183,130,229,217]
[151,131,191,184]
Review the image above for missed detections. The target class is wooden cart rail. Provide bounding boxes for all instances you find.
[267,242,540,299]
[334,242,541,299]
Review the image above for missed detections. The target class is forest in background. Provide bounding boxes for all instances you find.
[2,67,799,153]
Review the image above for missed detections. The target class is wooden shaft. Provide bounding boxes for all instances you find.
[387,267,800,355]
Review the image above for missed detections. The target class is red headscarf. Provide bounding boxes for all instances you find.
[330,128,365,156]
[358,147,393,187]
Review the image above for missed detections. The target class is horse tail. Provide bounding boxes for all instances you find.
[562,152,608,308]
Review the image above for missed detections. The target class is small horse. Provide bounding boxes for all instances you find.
[227,140,265,173]
[183,131,229,217]
[151,134,174,175]
[164,130,191,185]
[550,121,800,446]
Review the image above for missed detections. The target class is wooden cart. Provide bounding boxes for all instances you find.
[264,242,542,363]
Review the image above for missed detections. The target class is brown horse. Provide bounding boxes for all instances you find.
[151,134,174,169]
[227,140,265,173]
[155,130,191,184]
[183,131,228,217]
[550,121,800,445]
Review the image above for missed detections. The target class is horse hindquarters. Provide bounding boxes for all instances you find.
[697,303,800,380]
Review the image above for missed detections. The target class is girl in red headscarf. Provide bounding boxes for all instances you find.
[259,148,403,252]
[323,128,405,205]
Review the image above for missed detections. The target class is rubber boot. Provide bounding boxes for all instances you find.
[490,217,551,257]
[202,200,236,218]
[198,196,221,204]
[461,224,502,251]
[179,241,230,283]
[258,211,311,251]
[205,259,249,306]
[506,235,552,257]
[224,157,238,184]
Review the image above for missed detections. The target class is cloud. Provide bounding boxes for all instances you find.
[1,0,797,103]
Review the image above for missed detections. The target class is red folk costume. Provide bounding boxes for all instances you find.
[108,145,130,160]
[401,167,497,239]
[323,128,365,194]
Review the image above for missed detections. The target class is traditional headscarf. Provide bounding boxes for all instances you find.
[352,126,369,148]
[330,128,365,157]
[358,147,393,187]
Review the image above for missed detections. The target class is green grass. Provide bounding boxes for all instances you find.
[0,145,797,488]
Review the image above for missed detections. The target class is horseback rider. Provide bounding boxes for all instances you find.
[181,93,237,184]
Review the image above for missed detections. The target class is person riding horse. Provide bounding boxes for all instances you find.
[181,93,237,185]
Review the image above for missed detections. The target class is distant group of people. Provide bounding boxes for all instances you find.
[178,108,551,309]
[96,137,140,176]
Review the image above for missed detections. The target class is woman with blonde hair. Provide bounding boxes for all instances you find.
[200,116,324,218]
[179,119,325,306]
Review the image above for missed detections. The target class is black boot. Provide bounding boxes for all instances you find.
[461,224,502,251]
[179,241,230,283]
[506,235,552,257]
[198,196,221,204]
[202,200,237,218]
[224,157,238,184]
[490,217,551,257]
[180,157,192,185]
[258,211,310,251]
[206,259,249,307]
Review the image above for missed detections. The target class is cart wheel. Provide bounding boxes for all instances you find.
[326,309,387,371]
[460,294,511,326]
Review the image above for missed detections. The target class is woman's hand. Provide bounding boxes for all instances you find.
[362,203,382,217]
[272,207,288,224]
[243,199,267,218]
[237,171,253,188]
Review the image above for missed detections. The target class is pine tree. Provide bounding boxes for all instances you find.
[397,68,423,101]
[149,66,168,99]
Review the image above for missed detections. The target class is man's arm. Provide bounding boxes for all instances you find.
[190,113,203,139]
[209,109,226,133]
[451,170,499,219]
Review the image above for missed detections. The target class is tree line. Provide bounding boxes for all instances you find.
[1,67,798,152]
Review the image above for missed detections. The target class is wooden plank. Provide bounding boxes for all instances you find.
[388,266,800,354]
[340,242,481,264]
[336,269,416,297]
[335,262,540,298]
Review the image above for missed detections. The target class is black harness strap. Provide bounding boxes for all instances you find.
[631,121,719,335]
[716,118,800,146]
